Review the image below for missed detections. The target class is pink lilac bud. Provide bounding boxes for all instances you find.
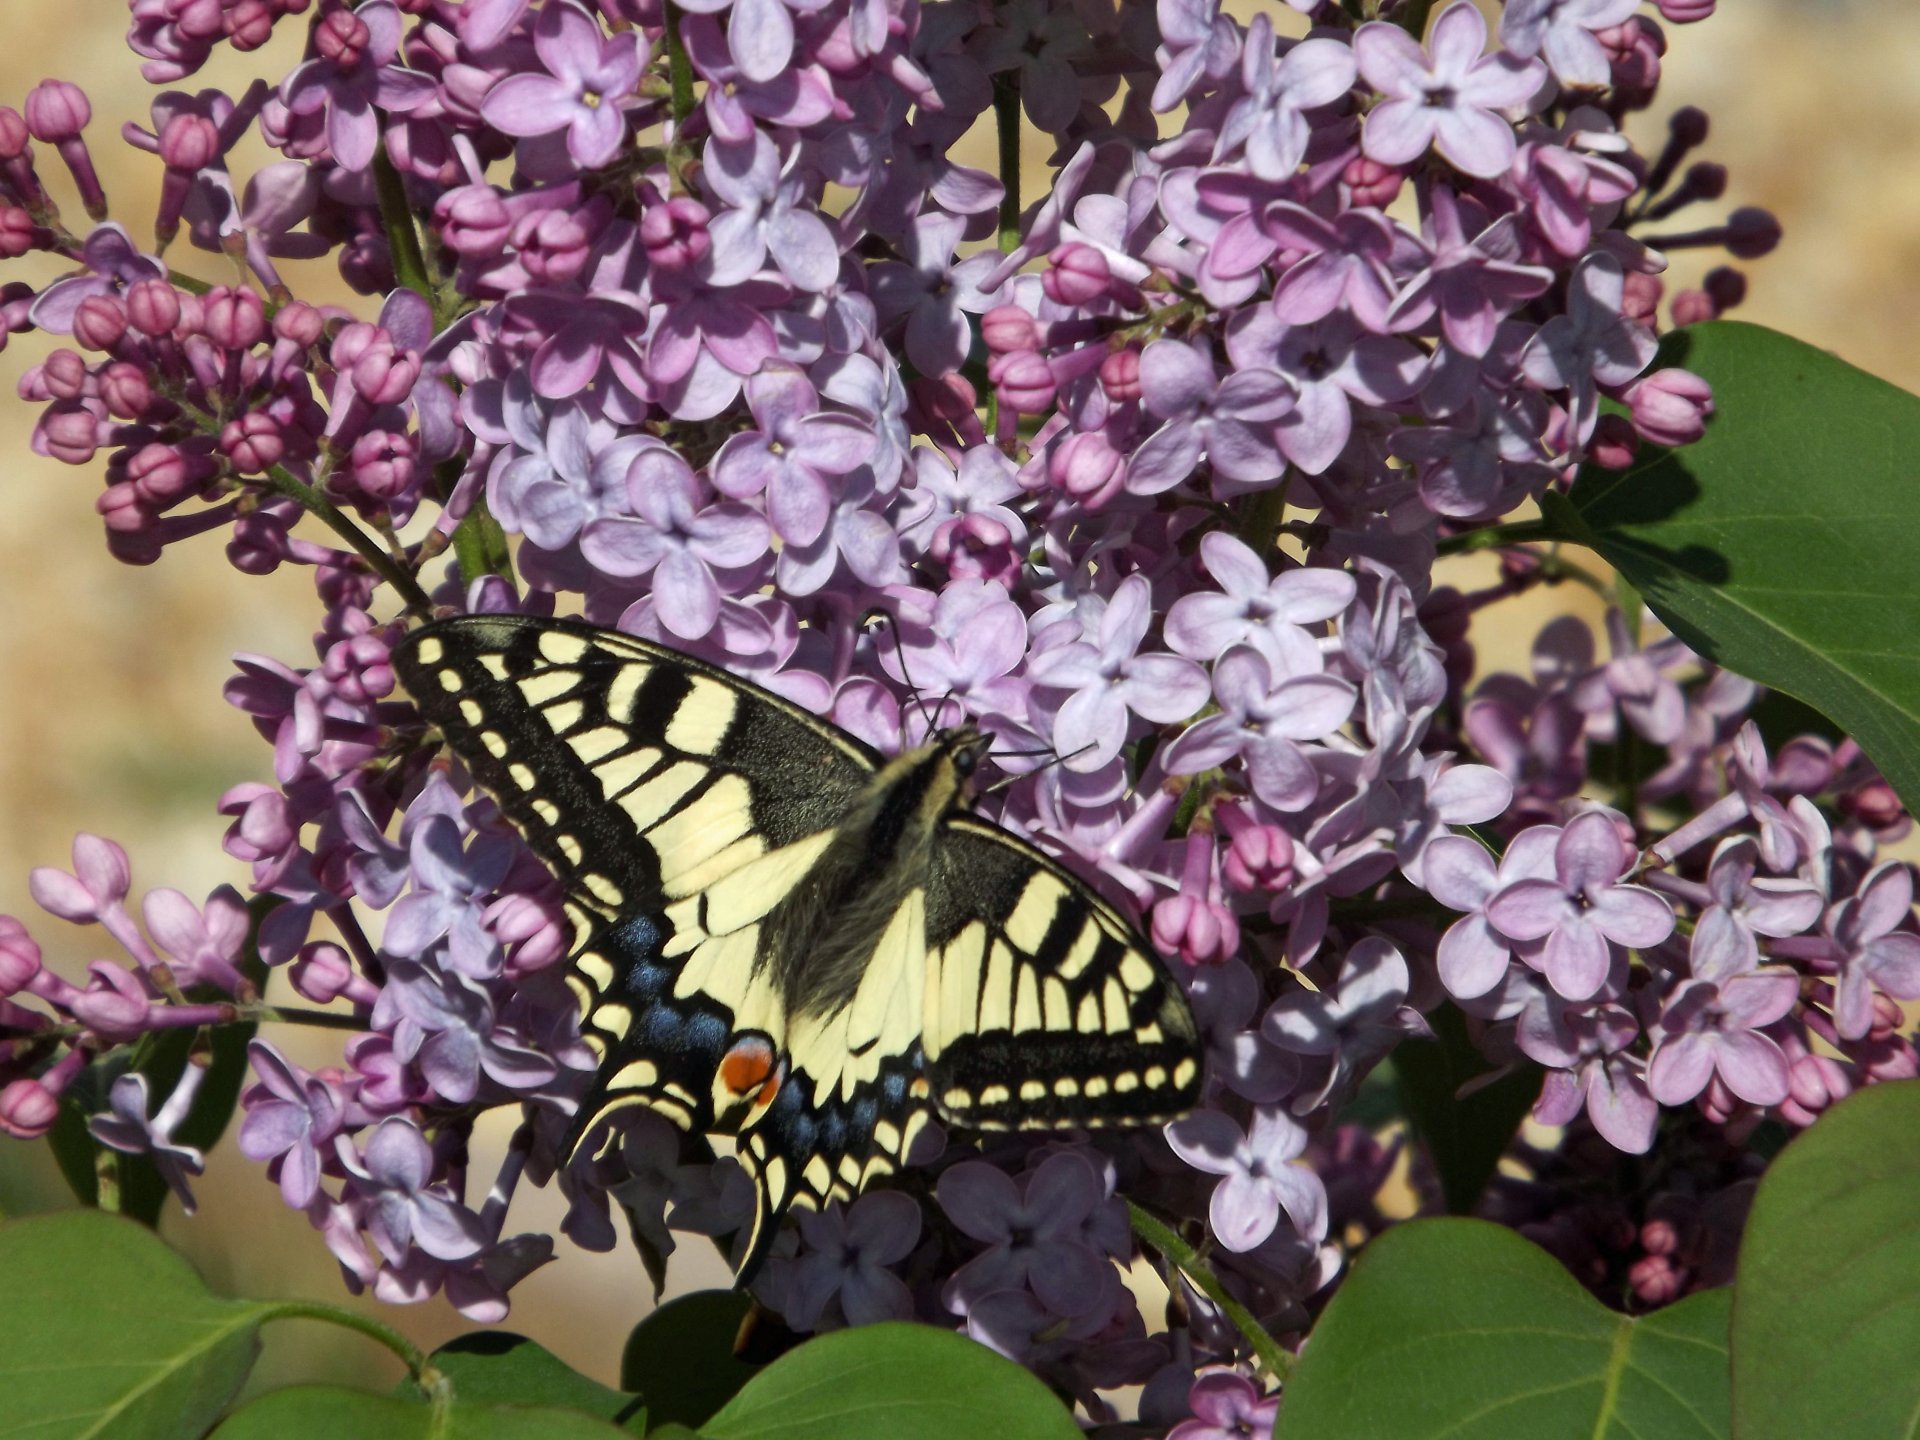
[1724,207,1781,259]
[348,429,418,500]
[273,301,325,347]
[73,294,128,351]
[989,349,1056,414]
[291,941,377,1005]
[1669,289,1715,327]
[1043,243,1112,306]
[204,286,267,350]
[1587,413,1639,469]
[1703,267,1746,312]
[99,363,156,420]
[1655,0,1714,19]
[1600,17,1663,97]
[155,112,221,242]
[980,303,1040,354]
[1099,347,1141,404]
[512,206,598,284]
[314,5,372,64]
[638,196,711,272]
[1779,1049,1850,1127]
[0,1077,61,1139]
[1216,804,1296,892]
[24,80,105,220]
[1343,154,1403,208]
[1628,1253,1684,1306]
[0,204,43,257]
[488,892,568,974]
[129,443,213,508]
[126,278,182,336]
[435,184,513,257]
[227,0,278,49]
[929,512,1022,586]
[0,916,41,996]
[41,348,91,399]
[1151,890,1239,968]
[41,401,103,464]
[1639,1217,1680,1256]
[1620,270,1662,325]
[96,481,150,534]
[223,412,286,473]
[1048,429,1125,510]
[1628,368,1713,446]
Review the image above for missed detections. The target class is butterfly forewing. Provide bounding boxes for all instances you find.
[392,615,1201,1282]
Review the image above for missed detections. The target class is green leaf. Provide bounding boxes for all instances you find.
[1732,1081,1920,1439]
[0,1209,271,1439]
[210,1386,634,1439]
[1394,1004,1542,1214]
[700,1323,1082,1440]
[1275,1219,1729,1439]
[422,1333,646,1433]
[620,1290,760,1429]
[1563,321,1920,812]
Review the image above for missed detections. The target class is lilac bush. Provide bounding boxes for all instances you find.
[1,0,1913,1430]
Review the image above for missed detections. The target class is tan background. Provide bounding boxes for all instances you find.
[0,0,1914,1394]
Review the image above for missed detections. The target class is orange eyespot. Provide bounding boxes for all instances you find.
[719,1037,783,1108]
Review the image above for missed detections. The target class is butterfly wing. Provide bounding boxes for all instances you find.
[923,817,1202,1130]
[391,616,881,1154]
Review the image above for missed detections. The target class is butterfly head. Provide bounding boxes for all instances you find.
[936,725,993,802]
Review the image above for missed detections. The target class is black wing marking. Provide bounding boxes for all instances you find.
[922,818,1202,1130]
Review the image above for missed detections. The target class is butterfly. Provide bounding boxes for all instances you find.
[391,614,1202,1277]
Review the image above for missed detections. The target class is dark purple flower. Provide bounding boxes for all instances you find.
[784,1190,922,1330]
[1169,1371,1281,1440]
[938,1152,1114,1317]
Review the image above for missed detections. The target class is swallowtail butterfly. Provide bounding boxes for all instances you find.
[392,615,1202,1276]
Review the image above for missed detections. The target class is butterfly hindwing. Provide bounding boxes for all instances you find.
[924,817,1202,1130]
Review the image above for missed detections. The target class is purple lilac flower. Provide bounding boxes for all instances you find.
[1168,1371,1281,1440]
[1025,575,1211,773]
[710,363,875,545]
[237,1042,352,1210]
[1500,0,1642,88]
[1485,811,1676,1000]
[869,211,1004,376]
[702,131,842,293]
[1647,966,1798,1108]
[1519,253,1660,448]
[1354,3,1546,179]
[479,1,645,170]
[1825,863,1920,1041]
[1165,1106,1329,1252]
[346,1116,488,1265]
[278,2,435,172]
[1225,310,1425,475]
[1163,646,1356,812]
[1164,533,1355,670]
[581,447,772,639]
[1126,339,1295,496]
[89,1070,207,1211]
[1214,14,1358,182]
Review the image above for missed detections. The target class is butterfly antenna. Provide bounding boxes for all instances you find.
[861,606,941,742]
[978,738,1099,795]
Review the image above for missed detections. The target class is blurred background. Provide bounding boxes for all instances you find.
[0,0,1914,1396]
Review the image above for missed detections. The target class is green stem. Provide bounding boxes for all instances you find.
[1234,478,1292,567]
[256,1299,438,1386]
[450,496,515,588]
[993,73,1022,253]
[1127,1199,1293,1384]
[1433,519,1558,555]
[372,146,432,304]
[256,1005,374,1032]
[665,4,696,128]
[1394,0,1435,37]
[259,464,434,614]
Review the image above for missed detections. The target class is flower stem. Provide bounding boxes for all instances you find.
[1433,518,1557,554]
[993,74,1022,253]
[256,1004,370,1031]
[257,1299,438,1386]
[665,4,696,128]
[1126,1198,1294,1384]
[371,145,432,304]
[259,463,435,614]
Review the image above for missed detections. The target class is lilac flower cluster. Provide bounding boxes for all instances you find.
[0,0,1911,1428]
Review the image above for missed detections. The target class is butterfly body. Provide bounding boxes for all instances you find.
[392,615,1201,1276]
